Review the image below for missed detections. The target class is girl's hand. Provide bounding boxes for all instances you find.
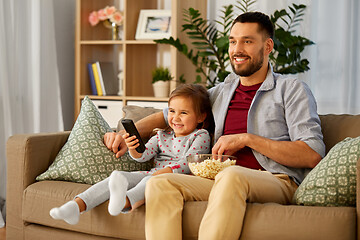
[123,133,143,158]
[123,133,139,149]
[152,167,172,176]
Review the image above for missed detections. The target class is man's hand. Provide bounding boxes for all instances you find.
[152,167,172,176]
[212,133,322,168]
[103,131,127,158]
[212,134,249,156]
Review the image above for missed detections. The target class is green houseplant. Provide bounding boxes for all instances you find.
[155,0,314,88]
[152,67,173,97]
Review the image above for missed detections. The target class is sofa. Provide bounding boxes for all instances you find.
[6,113,360,240]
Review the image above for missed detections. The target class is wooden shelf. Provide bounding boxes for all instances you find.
[80,40,157,45]
[74,0,207,123]
[79,95,168,102]
[125,40,156,44]
[80,40,124,45]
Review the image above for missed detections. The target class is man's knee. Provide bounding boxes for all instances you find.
[145,174,176,197]
[146,174,167,190]
[216,166,247,181]
[215,166,262,189]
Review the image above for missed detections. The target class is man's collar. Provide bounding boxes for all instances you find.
[257,63,275,91]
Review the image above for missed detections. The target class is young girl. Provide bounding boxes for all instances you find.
[50,83,214,224]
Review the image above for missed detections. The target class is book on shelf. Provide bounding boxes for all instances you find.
[88,61,119,96]
[96,61,119,96]
[91,62,103,96]
[87,63,97,95]
[95,61,106,95]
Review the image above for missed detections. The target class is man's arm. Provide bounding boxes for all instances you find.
[212,133,322,169]
[104,111,167,158]
[135,111,167,139]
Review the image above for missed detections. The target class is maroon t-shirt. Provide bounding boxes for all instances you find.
[223,82,264,170]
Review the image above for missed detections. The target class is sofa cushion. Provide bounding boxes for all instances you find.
[22,180,208,239]
[116,105,162,132]
[23,181,146,239]
[319,114,360,153]
[240,203,356,240]
[294,136,360,207]
[22,181,356,240]
[36,96,152,185]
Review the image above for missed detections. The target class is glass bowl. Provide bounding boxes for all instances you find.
[187,154,237,179]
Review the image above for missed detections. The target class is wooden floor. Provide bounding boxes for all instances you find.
[0,227,5,240]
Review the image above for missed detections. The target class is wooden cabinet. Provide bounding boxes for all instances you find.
[74,0,207,122]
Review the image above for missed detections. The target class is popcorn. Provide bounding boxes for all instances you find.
[188,158,236,179]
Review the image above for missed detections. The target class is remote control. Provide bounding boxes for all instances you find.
[121,119,146,153]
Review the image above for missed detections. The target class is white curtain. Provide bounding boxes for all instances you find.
[0,0,64,226]
[209,0,360,114]
[306,0,360,114]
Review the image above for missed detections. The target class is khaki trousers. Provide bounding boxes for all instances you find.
[145,166,298,240]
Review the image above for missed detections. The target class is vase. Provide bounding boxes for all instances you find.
[111,22,121,40]
[103,20,121,40]
[152,81,170,98]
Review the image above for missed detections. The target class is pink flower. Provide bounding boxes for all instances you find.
[104,6,116,16]
[111,11,123,26]
[88,11,99,26]
[97,9,107,21]
[89,6,123,27]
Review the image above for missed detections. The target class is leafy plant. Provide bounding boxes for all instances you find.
[151,67,173,83]
[155,7,232,88]
[270,4,314,74]
[155,1,314,88]
[235,0,257,13]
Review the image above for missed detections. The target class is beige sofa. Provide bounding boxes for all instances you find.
[6,114,360,240]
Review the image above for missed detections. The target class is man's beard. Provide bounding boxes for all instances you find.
[231,48,264,77]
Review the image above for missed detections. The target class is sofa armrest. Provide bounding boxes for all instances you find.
[356,157,360,240]
[6,131,70,239]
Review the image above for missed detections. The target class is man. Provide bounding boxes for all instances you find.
[104,12,325,240]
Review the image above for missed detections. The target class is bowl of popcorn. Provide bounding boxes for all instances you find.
[187,154,237,179]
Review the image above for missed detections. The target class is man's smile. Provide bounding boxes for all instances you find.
[233,55,249,64]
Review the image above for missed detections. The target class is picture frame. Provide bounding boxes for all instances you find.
[135,10,171,40]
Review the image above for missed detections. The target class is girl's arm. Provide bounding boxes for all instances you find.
[126,132,160,162]
[104,111,167,158]
[166,129,211,174]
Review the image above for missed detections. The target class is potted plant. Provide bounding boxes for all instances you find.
[152,67,173,98]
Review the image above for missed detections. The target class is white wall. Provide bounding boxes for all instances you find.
[53,0,76,130]
[208,0,310,20]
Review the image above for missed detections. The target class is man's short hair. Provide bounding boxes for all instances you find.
[232,12,274,40]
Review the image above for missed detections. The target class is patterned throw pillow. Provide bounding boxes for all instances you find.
[294,136,360,207]
[36,96,152,185]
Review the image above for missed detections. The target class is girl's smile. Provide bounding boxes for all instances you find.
[168,96,206,137]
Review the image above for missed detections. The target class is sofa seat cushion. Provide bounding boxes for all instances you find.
[241,203,356,240]
[23,181,356,240]
[23,181,146,239]
[23,181,209,240]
